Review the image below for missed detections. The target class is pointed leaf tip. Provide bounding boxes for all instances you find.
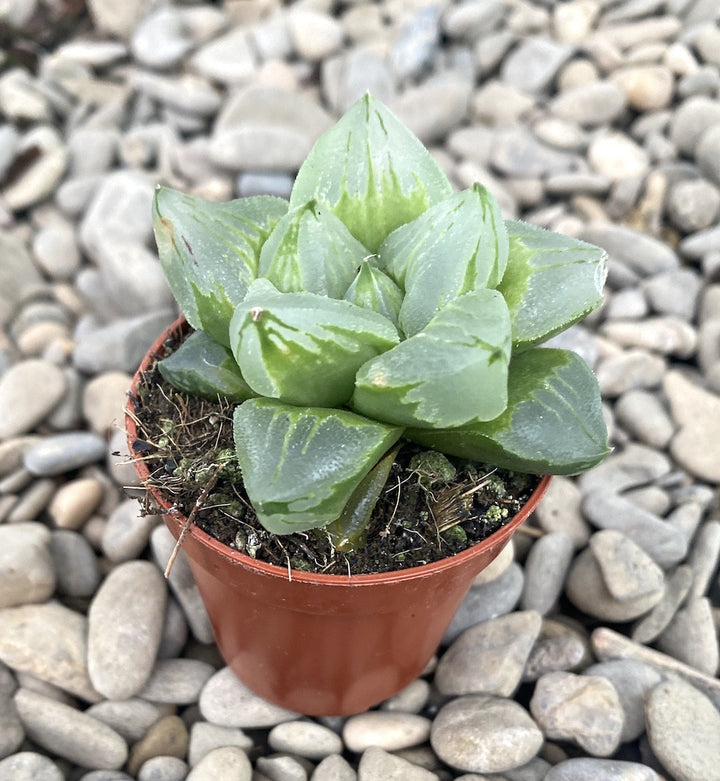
[233,399,402,534]
[258,200,367,298]
[158,330,255,402]
[290,95,453,251]
[352,289,512,428]
[230,287,400,407]
[499,220,607,352]
[407,348,610,475]
[153,188,288,346]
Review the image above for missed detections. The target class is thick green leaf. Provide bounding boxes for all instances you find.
[233,399,403,534]
[289,94,453,252]
[153,188,288,346]
[499,220,607,352]
[344,257,404,328]
[378,184,508,336]
[257,200,367,298]
[157,330,255,402]
[230,282,400,407]
[352,290,512,428]
[406,348,610,475]
[325,444,400,553]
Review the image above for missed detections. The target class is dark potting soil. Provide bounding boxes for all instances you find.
[128,328,541,576]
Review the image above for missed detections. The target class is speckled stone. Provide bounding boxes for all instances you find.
[85,699,166,744]
[530,672,624,757]
[0,602,100,701]
[471,538,515,586]
[0,360,65,440]
[522,619,592,682]
[381,678,431,714]
[687,521,720,601]
[591,627,720,712]
[632,565,694,644]
[187,722,253,766]
[50,530,101,597]
[255,753,313,781]
[150,526,214,644]
[268,720,343,760]
[549,82,626,126]
[343,711,431,753]
[0,523,55,609]
[501,37,573,94]
[7,477,56,524]
[185,746,251,781]
[668,499,709,542]
[47,477,104,530]
[157,598,188,660]
[127,715,188,776]
[82,372,134,436]
[79,170,155,260]
[581,489,687,569]
[589,530,665,601]
[431,695,543,774]
[589,131,649,182]
[584,660,663,742]
[596,350,667,397]
[199,667,298,728]
[435,611,542,697]
[137,756,188,781]
[357,746,437,780]
[0,752,64,781]
[88,560,167,700]
[443,561,524,643]
[657,598,719,676]
[664,371,720,483]
[13,688,128,769]
[23,432,106,476]
[138,658,215,705]
[521,532,575,614]
[533,476,589,547]
[312,754,356,781]
[102,499,159,563]
[612,65,674,111]
[601,317,697,358]
[670,95,720,156]
[209,86,332,172]
[0,690,23,759]
[614,390,674,449]
[646,678,720,781]
[544,758,661,780]
[566,547,664,622]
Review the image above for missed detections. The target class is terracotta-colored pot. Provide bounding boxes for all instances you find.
[126,318,551,716]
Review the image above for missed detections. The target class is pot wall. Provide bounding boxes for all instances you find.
[127,318,551,715]
[159,482,547,715]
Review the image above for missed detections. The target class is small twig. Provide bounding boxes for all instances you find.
[380,475,403,538]
[274,537,293,582]
[517,524,545,538]
[124,405,143,428]
[458,467,497,499]
[164,464,225,578]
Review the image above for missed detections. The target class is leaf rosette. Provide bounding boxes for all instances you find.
[152,93,609,544]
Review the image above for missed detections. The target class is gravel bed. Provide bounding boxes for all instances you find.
[0,0,719,779]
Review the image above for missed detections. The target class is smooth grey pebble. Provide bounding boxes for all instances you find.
[24,431,105,476]
[0,752,64,781]
[443,561,524,643]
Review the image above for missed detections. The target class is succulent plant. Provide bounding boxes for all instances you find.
[152,94,609,546]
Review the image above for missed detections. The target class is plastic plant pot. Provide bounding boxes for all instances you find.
[126,318,551,716]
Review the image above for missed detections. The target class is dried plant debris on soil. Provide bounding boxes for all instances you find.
[130,337,540,576]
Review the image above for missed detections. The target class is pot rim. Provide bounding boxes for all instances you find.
[126,316,551,588]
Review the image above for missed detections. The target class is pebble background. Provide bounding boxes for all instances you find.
[0,0,718,779]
